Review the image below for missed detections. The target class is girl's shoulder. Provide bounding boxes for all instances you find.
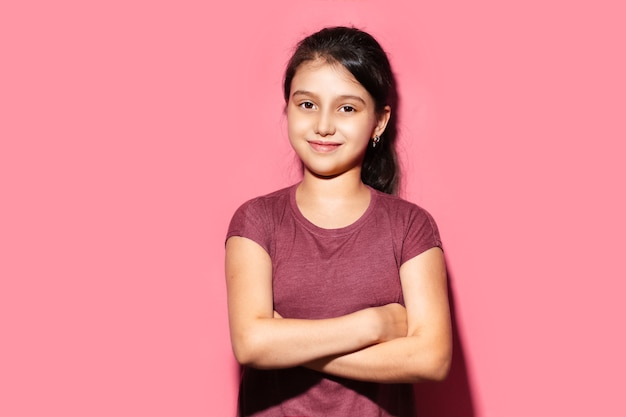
[371,188,433,217]
[370,189,443,256]
[226,185,297,249]
[235,184,295,212]
[371,188,440,234]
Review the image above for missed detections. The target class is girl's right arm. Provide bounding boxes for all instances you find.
[225,236,406,369]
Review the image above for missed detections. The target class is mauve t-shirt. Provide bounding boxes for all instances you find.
[226,184,442,417]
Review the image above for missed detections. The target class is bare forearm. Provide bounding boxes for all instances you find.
[231,309,380,369]
[305,334,452,384]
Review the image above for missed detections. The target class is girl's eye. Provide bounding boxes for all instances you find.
[299,101,315,110]
[340,105,355,113]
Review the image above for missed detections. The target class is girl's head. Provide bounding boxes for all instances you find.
[283,26,400,194]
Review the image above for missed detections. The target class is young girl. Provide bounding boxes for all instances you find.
[225,26,452,417]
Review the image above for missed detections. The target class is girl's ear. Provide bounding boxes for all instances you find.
[374,105,392,137]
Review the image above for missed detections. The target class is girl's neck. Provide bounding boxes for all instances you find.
[295,170,372,229]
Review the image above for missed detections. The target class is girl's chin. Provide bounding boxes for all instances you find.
[302,165,363,181]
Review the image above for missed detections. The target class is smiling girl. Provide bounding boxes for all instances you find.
[225,26,452,416]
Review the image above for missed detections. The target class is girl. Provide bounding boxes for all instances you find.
[225,26,452,417]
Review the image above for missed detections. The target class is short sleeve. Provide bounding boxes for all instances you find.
[226,198,272,254]
[400,206,442,265]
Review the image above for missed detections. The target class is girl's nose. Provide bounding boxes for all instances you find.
[314,110,336,136]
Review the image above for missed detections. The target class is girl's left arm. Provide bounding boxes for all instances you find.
[304,246,453,383]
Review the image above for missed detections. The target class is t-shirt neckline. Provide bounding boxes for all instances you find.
[288,183,378,237]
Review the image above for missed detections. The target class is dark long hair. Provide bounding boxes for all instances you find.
[283,26,400,195]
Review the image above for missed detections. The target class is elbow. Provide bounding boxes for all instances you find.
[231,331,273,369]
[230,331,258,367]
[232,342,263,368]
[408,354,451,383]
[428,342,453,381]
[407,342,452,383]
[422,336,453,382]
[428,352,452,382]
[419,331,453,382]
[232,344,255,367]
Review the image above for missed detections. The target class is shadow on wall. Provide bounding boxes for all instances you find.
[414,268,476,416]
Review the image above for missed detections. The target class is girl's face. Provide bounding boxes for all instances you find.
[286,59,390,181]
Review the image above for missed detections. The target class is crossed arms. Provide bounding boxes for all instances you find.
[225,236,452,383]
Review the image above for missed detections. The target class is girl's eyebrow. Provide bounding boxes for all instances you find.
[291,90,367,105]
[291,90,316,99]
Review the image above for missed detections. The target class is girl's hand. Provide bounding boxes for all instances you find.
[370,303,407,343]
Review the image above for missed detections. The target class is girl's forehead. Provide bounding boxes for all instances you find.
[292,59,362,88]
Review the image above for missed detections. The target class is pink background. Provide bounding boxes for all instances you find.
[2,0,625,416]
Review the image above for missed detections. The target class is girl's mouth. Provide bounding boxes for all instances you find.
[307,140,341,153]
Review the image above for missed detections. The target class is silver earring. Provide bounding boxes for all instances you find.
[372,135,381,148]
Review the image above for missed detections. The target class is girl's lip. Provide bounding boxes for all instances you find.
[307,140,341,153]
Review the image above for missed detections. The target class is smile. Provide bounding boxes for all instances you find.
[307,140,341,153]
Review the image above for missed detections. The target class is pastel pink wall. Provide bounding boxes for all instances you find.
[2,1,625,416]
